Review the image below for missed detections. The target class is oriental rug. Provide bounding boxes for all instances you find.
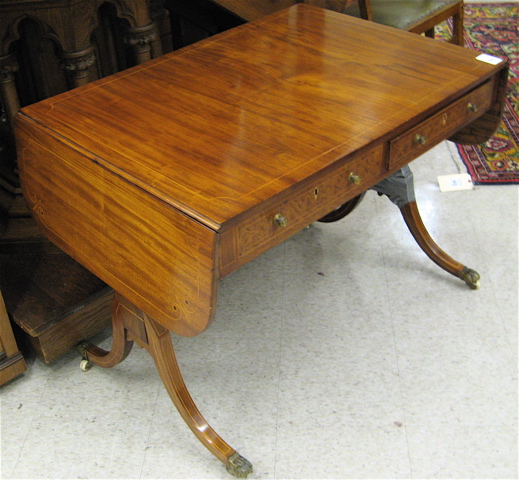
[439,3,518,184]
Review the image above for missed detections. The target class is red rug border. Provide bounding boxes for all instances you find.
[455,3,518,185]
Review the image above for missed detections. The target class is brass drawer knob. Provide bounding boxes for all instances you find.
[348,172,362,185]
[467,102,478,113]
[414,134,427,145]
[273,213,288,227]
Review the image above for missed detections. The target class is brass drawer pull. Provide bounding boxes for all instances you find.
[348,172,362,185]
[414,134,427,145]
[467,102,478,113]
[273,213,288,227]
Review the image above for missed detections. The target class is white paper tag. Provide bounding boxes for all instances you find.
[475,53,502,65]
[437,173,474,192]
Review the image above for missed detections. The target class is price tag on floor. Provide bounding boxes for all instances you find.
[437,173,474,192]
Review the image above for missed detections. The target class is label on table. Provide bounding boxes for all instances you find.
[476,53,503,65]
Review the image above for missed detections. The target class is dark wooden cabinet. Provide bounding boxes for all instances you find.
[0,0,245,363]
[0,0,165,363]
[0,0,164,216]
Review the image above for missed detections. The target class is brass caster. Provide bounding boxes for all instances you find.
[80,359,93,371]
[76,341,93,357]
[226,452,253,478]
[460,267,480,290]
[77,342,94,371]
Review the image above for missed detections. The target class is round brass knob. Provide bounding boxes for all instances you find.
[467,102,478,113]
[414,134,427,145]
[348,172,362,185]
[273,213,288,227]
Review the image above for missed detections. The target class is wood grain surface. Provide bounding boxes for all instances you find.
[16,5,507,335]
[18,6,504,228]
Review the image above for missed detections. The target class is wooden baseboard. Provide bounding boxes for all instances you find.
[0,291,26,386]
[0,351,27,386]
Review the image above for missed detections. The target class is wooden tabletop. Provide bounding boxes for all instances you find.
[16,4,507,336]
[21,5,502,231]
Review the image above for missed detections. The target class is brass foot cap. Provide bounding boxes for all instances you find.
[461,267,480,290]
[226,452,253,478]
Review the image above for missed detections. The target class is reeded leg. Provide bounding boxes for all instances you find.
[143,313,252,477]
[79,292,252,478]
[400,201,480,289]
[372,166,480,289]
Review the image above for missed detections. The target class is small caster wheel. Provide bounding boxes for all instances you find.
[80,359,93,371]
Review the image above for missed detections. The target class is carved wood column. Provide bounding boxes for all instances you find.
[0,53,20,129]
[60,46,96,89]
[125,22,162,64]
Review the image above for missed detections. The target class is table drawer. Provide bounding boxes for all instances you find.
[219,144,386,276]
[389,80,494,168]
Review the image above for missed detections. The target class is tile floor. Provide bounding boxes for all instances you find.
[1,139,517,479]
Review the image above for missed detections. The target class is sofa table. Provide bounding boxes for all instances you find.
[15,5,507,477]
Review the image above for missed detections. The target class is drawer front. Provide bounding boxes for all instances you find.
[219,144,386,276]
[389,80,494,168]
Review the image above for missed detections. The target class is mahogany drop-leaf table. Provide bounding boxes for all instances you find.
[15,5,507,477]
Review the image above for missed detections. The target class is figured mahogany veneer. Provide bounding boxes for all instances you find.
[16,6,507,337]
[14,5,508,475]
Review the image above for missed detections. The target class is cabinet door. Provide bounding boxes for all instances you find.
[0,292,26,386]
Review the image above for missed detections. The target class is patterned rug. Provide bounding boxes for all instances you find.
[439,3,518,184]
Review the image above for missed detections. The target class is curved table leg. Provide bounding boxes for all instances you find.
[372,166,480,289]
[141,311,253,478]
[77,294,134,369]
[79,292,252,478]
[400,200,480,289]
[317,192,366,223]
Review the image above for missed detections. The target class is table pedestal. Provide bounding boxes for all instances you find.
[78,293,254,478]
